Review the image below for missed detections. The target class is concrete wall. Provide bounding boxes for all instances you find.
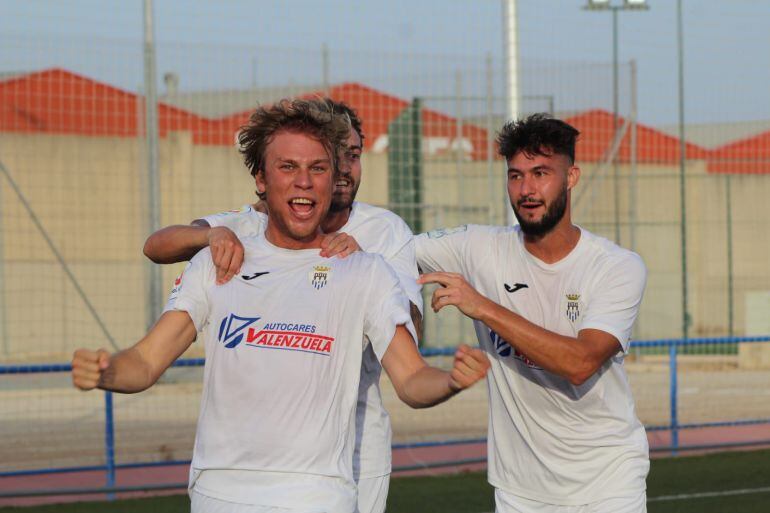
[0,131,768,361]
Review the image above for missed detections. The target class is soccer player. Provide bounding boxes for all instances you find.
[416,114,648,512]
[72,98,489,513]
[143,102,421,513]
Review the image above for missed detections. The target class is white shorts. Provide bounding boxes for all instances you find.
[355,474,390,513]
[494,488,646,513]
[191,489,335,513]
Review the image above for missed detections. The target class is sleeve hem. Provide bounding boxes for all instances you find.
[580,322,630,353]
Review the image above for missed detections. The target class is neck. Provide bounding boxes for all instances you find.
[264,221,324,250]
[522,216,580,264]
[321,206,352,234]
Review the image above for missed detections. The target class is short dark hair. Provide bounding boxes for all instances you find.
[330,100,364,144]
[238,98,352,179]
[496,113,580,164]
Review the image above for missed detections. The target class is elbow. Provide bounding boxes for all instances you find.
[567,372,590,387]
[143,236,161,263]
[566,359,601,387]
[397,390,432,409]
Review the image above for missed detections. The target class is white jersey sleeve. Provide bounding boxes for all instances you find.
[362,255,417,361]
[380,231,422,316]
[415,224,491,274]
[162,249,215,331]
[197,205,267,239]
[580,252,647,352]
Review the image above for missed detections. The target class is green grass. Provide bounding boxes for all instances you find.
[3,449,770,512]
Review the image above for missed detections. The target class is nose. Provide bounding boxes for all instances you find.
[294,166,313,189]
[519,172,536,196]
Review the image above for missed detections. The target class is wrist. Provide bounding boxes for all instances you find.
[447,373,463,394]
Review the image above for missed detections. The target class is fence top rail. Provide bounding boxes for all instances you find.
[1,335,769,374]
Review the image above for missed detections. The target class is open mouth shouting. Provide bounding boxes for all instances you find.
[288,197,316,219]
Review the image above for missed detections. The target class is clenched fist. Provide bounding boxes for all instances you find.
[448,344,490,392]
[71,348,111,391]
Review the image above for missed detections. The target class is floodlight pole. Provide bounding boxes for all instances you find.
[502,0,520,226]
[583,1,648,245]
[677,0,689,342]
[143,0,162,331]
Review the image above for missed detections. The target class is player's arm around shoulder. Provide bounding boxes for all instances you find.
[143,217,246,285]
[142,218,214,264]
[71,310,197,394]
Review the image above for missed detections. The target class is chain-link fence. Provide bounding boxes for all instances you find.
[1,0,769,501]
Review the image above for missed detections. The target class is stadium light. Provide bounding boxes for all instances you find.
[582,0,649,244]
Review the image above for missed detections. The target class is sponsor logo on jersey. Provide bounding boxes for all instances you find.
[168,263,191,303]
[489,329,542,369]
[245,324,334,356]
[504,282,528,294]
[242,271,269,281]
[426,225,468,239]
[309,265,332,290]
[566,293,581,322]
[218,314,261,349]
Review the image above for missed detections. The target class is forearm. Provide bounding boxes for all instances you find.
[397,365,457,409]
[97,346,156,393]
[478,300,590,383]
[143,225,210,264]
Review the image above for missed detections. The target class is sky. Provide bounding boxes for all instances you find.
[1,0,768,126]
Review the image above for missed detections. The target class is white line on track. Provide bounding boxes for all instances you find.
[474,485,770,510]
[647,485,770,502]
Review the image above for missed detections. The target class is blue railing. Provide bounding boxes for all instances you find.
[1,335,769,497]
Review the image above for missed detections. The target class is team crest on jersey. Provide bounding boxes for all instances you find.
[309,265,332,290]
[426,225,468,239]
[218,314,261,349]
[565,294,581,322]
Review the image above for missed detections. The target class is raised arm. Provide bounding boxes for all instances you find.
[143,220,244,284]
[380,325,489,409]
[71,310,198,393]
[419,271,638,386]
[143,220,210,263]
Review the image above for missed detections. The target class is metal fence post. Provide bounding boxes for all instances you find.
[669,342,679,455]
[104,391,116,500]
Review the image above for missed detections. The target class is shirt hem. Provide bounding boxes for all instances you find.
[489,477,646,506]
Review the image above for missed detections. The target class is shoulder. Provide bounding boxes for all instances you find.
[207,204,265,223]
[348,202,414,235]
[420,223,509,242]
[184,247,216,282]
[581,229,646,278]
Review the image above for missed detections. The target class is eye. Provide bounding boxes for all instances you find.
[311,165,328,174]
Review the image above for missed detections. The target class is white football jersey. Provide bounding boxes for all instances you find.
[202,201,422,478]
[165,234,415,510]
[416,224,649,505]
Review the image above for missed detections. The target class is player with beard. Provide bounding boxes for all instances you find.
[143,101,422,513]
[72,98,489,513]
[415,114,649,512]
